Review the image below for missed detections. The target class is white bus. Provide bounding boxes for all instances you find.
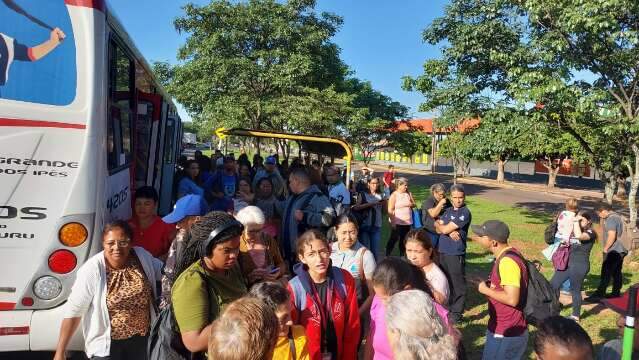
[0,0,182,352]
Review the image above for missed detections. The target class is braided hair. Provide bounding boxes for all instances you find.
[174,211,243,277]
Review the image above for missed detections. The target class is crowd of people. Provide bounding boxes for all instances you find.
[51,150,639,360]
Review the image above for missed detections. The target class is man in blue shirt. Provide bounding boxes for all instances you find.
[206,156,237,212]
[435,184,472,323]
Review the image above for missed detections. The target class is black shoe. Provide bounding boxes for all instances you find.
[584,294,603,303]
[605,292,621,299]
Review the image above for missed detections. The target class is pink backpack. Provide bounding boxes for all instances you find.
[552,244,570,271]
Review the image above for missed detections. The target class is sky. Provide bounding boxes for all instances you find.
[109,0,450,121]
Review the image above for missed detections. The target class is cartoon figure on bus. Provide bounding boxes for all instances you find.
[0,28,66,87]
[0,0,75,104]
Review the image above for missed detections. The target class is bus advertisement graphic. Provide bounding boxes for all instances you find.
[0,0,76,105]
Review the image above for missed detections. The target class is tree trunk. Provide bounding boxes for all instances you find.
[627,144,639,226]
[452,160,458,184]
[547,166,560,188]
[603,174,617,205]
[616,175,628,199]
[431,132,437,174]
[496,159,506,184]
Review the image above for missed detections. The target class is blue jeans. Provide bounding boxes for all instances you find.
[482,331,528,360]
[359,226,381,260]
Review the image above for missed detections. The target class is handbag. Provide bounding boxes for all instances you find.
[412,208,423,229]
[551,243,570,271]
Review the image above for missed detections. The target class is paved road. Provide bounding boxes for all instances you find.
[392,172,610,215]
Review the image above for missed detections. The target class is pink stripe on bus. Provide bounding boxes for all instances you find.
[64,0,105,12]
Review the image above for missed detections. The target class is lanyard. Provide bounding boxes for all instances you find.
[288,327,297,360]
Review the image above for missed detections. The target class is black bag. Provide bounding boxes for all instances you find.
[147,306,191,360]
[543,214,559,245]
[502,250,560,327]
[351,191,370,226]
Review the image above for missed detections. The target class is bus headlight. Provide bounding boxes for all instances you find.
[33,276,62,300]
[59,222,88,247]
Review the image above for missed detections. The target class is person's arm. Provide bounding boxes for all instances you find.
[363,332,374,360]
[359,279,375,317]
[27,28,66,61]
[435,220,459,235]
[603,229,617,253]
[479,282,521,307]
[432,289,447,306]
[181,324,213,353]
[427,198,448,218]
[304,196,335,228]
[53,317,81,360]
[387,193,396,216]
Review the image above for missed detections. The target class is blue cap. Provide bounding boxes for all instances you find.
[265,156,276,165]
[162,195,208,224]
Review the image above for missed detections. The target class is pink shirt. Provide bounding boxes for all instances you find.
[391,192,413,226]
[369,294,452,360]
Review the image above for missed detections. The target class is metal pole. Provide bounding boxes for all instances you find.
[623,287,637,360]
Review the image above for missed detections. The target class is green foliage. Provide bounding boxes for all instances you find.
[388,124,432,160]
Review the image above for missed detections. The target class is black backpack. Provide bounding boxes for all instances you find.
[350,191,370,226]
[148,236,215,360]
[500,250,560,327]
[543,214,559,245]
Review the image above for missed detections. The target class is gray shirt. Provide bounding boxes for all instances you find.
[600,339,639,360]
[606,213,626,254]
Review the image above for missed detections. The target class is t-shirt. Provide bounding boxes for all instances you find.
[488,247,527,336]
[177,177,204,198]
[600,339,639,360]
[272,325,311,360]
[606,214,626,254]
[421,196,451,233]
[424,264,450,304]
[172,261,247,333]
[437,205,472,256]
[314,281,338,357]
[369,295,393,360]
[555,210,577,241]
[383,171,394,187]
[569,229,596,266]
[329,182,351,206]
[222,174,237,198]
[0,33,32,86]
[330,242,376,301]
[129,216,175,258]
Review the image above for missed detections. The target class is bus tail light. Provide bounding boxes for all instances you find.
[21,297,34,307]
[33,276,62,300]
[59,222,88,247]
[48,250,77,274]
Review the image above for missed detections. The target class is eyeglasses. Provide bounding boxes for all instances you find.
[104,239,131,248]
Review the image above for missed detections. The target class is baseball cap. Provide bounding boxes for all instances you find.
[603,286,639,315]
[162,195,208,224]
[265,156,276,165]
[471,220,510,243]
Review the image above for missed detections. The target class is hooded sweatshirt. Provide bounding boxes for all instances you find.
[288,263,360,360]
[280,185,336,262]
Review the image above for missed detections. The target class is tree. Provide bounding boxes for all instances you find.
[340,79,409,165]
[167,0,348,136]
[438,132,472,183]
[388,123,432,165]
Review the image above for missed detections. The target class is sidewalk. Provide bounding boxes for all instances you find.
[363,162,605,202]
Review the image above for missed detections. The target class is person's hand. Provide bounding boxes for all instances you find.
[263,271,280,281]
[295,210,304,222]
[450,231,461,241]
[478,280,489,295]
[51,28,66,45]
[438,198,447,207]
[248,268,267,282]
[53,351,66,360]
[239,191,254,202]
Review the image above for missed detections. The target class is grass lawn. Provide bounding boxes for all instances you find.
[381,186,639,359]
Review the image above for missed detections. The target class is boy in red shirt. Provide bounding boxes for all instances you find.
[382,165,394,197]
[128,186,176,258]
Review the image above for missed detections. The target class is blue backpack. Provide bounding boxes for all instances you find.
[289,267,347,312]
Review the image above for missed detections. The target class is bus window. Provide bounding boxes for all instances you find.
[163,117,176,164]
[107,39,134,171]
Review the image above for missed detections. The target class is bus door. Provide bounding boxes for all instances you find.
[158,115,179,215]
[135,91,161,189]
[152,101,169,192]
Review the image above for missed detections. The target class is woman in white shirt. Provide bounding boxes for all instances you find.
[53,221,162,360]
[405,229,450,306]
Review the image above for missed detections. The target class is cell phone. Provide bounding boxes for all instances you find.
[485,280,491,287]
[269,267,280,274]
